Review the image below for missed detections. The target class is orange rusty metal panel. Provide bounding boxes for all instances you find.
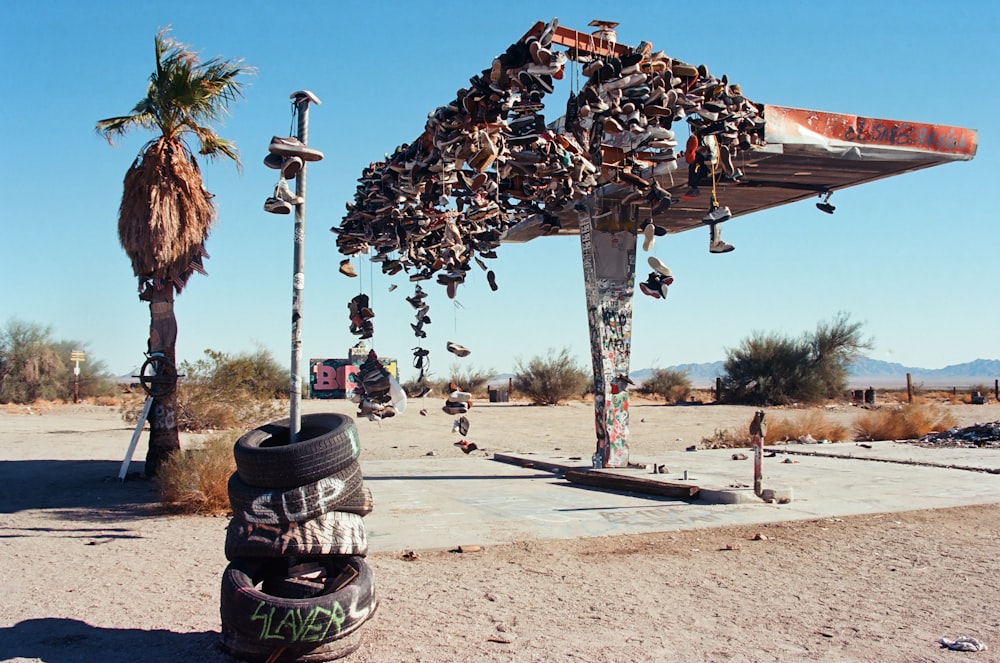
[520,20,632,58]
[765,105,978,158]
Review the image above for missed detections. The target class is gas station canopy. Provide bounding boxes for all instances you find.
[501,104,979,242]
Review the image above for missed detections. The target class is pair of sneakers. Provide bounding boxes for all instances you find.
[639,256,674,299]
[264,179,303,215]
[703,205,735,254]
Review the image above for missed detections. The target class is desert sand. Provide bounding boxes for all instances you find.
[1,398,999,663]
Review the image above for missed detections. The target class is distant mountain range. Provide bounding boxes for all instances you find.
[632,357,1000,389]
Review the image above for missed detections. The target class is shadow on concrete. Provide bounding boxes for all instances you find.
[0,459,160,517]
[0,618,226,663]
[363,472,555,482]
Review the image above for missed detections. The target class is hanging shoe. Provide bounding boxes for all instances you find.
[639,281,662,299]
[642,223,656,251]
[264,197,293,215]
[458,415,470,437]
[710,239,735,254]
[647,256,673,281]
[268,135,324,162]
[447,341,471,357]
[339,259,357,277]
[275,178,303,205]
[703,205,732,224]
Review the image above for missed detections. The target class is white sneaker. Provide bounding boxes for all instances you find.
[264,197,292,214]
[702,206,732,224]
[642,224,656,251]
[710,239,735,254]
[647,256,672,278]
[275,179,303,205]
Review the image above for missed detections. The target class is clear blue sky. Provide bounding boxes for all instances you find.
[1,0,995,382]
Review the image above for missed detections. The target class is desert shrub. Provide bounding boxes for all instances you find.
[853,404,957,441]
[700,428,747,449]
[123,347,284,431]
[0,319,116,403]
[766,410,851,442]
[157,431,236,514]
[182,348,287,400]
[639,368,692,403]
[512,348,589,405]
[438,363,495,397]
[401,374,433,398]
[722,313,871,406]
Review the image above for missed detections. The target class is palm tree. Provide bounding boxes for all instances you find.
[97,30,252,476]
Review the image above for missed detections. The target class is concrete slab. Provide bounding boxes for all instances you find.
[360,444,1000,554]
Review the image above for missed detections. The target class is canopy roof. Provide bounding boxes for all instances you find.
[501,105,978,242]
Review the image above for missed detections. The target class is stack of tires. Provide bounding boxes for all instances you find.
[220,413,376,662]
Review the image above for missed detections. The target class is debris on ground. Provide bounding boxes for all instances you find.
[911,422,1000,448]
[938,636,987,652]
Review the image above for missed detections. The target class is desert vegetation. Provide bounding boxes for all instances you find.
[157,431,236,514]
[0,319,117,404]
[512,347,590,405]
[638,367,692,403]
[721,312,870,406]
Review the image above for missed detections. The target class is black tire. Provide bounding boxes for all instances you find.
[339,485,374,517]
[219,624,364,662]
[259,557,372,600]
[225,510,368,560]
[220,556,376,646]
[234,413,360,489]
[227,462,363,525]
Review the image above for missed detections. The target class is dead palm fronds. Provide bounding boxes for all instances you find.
[118,137,214,285]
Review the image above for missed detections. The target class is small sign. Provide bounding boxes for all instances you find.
[71,351,86,362]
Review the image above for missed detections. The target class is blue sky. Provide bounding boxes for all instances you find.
[0,0,996,382]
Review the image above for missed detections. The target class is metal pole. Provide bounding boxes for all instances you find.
[750,410,766,497]
[289,91,319,443]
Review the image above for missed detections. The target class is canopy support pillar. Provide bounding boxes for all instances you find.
[577,196,637,468]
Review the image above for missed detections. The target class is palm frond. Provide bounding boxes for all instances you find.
[97,28,251,158]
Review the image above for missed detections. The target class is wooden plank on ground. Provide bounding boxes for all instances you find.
[563,469,700,499]
[493,452,582,474]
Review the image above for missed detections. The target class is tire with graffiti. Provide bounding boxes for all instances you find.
[227,462,364,525]
[225,510,369,560]
[219,556,377,647]
[219,624,364,663]
[233,413,360,489]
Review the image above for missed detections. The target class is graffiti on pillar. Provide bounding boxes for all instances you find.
[579,204,635,468]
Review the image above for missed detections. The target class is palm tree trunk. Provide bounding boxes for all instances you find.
[145,294,180,477]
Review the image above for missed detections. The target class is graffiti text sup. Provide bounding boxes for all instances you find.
[241,474,351,524]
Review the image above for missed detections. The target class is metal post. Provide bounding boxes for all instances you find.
[289,91,320,443]
[70,350,85,404]
[750,410,766,497]
[906,372,913,404]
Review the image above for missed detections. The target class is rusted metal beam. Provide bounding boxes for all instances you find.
[521,20,634,58]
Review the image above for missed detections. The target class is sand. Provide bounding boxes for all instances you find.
[1,398,999,663]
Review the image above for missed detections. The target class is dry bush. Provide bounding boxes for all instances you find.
[700,428,748,449]
[512,348,589,405]
[853,404,957,442]
[767,410,851,443]
[92,395,122,407]
[157,431,236,515]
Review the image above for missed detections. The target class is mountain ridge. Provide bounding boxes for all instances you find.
[633,357,1000,388]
